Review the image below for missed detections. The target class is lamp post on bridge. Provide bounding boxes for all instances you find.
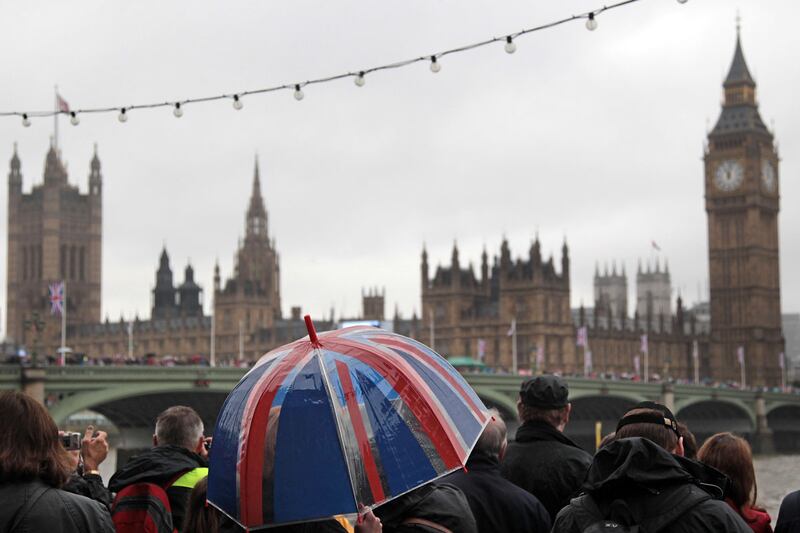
[22,312,46,367]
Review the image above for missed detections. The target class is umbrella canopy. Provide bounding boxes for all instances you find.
[208,317,490,529]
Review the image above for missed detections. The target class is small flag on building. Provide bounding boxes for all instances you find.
[507,319,516,337]
[737,346,745,366]
[49,281,65,315]
[477,338,486,361]
[576,326,588,347]
[651,240,661,252]
[57,93,70,113]
[640,334,649,354]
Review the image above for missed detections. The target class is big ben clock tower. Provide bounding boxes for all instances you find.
[705,26,784,386]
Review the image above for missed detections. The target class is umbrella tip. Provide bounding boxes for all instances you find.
[304,314,321,347]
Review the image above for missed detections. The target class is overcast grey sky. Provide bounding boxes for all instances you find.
[1,0,798,325]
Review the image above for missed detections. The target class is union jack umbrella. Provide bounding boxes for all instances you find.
[208,316,490,530]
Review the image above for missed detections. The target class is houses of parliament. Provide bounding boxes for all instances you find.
[4,32,786,385]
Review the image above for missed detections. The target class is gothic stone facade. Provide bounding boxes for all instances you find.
[420,238,577,372]
[6,144,102,347]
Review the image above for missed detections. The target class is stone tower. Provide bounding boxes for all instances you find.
[362,287,385,321]
[594,262,628,319]
[704,27,783,385]
[214,157,282,358]
[152,247,177,319]
[636,258,671,323]
[6,142,102,345]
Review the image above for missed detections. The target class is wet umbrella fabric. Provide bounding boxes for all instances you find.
[207,324,490,530]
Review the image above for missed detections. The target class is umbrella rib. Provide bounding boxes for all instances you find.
[314,347,361,514]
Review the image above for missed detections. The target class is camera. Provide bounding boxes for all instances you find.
[60,432,81,451]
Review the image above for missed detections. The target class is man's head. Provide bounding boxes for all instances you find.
[153,406,205,454]
[517,374,571,432]
[615,404,684,456]
[473,409,508,461]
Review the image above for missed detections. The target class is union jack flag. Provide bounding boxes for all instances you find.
[49,282,64,315]
[57,94,70,113]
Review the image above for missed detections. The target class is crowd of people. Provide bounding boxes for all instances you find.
[2,374,800,533]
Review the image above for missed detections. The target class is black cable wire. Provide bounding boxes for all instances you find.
[1,0,651,120]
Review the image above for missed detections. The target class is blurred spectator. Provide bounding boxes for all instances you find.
[776,490,800,533]
[373,481,476,533]
[677,421,698,460]
[500,374,591,522]
[698,433,773,533]
[109,405,210,531]
[446,410,550,532]
[0,391,114,532]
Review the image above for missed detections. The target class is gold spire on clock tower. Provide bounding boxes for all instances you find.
[704,23,783,386]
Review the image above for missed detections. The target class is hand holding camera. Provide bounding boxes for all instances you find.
[81,425,109,473]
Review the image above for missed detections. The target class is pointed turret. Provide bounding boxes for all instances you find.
[561,237,569,277]
[710,22,769,137]
[9,142,22,193]
[421,244,429,290]
[246,155,268,238]
[152,247,177,319]
[44,140,68,184]
[89,143,102,196]
[213,260,221,292]
[481,246,489,283]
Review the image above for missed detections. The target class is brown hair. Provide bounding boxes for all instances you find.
[181,476,219,533]
[615,408,678,451]
[697,432,757,509]
[0,391,73,487]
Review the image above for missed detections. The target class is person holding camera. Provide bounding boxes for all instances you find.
[0,391,114,533]
[62,425,113,509]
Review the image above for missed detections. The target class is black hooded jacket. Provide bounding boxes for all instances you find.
[499,420,592,521]
[552,437,752,533]
[776,489,800,533]
[374,482,478,533]
[108,445,207,531]
[445,450,551,533]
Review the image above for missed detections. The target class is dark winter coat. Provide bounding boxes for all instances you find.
[445,450,551,533]
[499,419,592,521]
[0,479,114,533]
[108,445,207,532]
[776,490,800,533]
[63,471,113,510]
[551,437,753,533]
[374,482,478,533]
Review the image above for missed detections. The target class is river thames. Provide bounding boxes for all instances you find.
[755,454,798,520]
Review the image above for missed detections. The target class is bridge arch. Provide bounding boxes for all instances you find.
[675,399,755,443]
[49,382,234,427]
[767,404,800,453]
[565,394,641,451]
[472,386,517,422]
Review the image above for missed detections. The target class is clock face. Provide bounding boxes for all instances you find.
[761,160,776,193]
[714,160,744,192]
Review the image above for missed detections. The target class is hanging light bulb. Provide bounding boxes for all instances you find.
[118,108,128,123]
[22,113,31,127]
[294,84,304,101]
[233,94,243,110]
[354,72,365,87]
[676,0,688,3]
[504,36,517,54]
[70,111,80,126]
[429,56,441,73]
[586,12,598,31]
[173,103,183,117]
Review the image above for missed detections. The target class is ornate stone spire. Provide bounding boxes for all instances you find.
[246,155,268,238]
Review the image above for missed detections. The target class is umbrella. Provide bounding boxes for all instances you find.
[208,316,490,530]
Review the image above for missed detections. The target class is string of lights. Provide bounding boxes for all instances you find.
[7,0,688,127]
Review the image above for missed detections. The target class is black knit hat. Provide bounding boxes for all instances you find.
[519,375,569,408]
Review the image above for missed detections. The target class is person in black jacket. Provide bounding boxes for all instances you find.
[109,405,209,531]
[776,490,800,533]
[499,374,592,522]
[552,407,751,533]
[0,391,113,533]
[445,410,550,533]
[62,424,113,509]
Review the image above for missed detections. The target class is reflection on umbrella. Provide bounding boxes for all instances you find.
[208,316,490,530]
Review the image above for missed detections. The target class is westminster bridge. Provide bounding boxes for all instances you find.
[3,365,800,453]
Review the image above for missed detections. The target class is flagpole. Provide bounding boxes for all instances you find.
[643,336,649,384]
[429,305,435,352]
[740,347,746,389]
[693,340,699,384]
[511,319,517,375]
[210,309,216,368]
[60,280,67,361]
[238,319,244,362]
[54,85,59,150]
[780,353,786,392]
